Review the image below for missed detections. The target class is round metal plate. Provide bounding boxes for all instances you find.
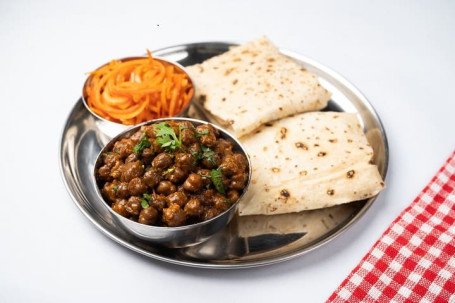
[59,42,388,268]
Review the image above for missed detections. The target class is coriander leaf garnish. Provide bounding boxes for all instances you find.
[162,167,175,176]
[198,167,225,194]
[133,133,151,154]
[154,122,182,152]
[200,145,216,165]
[141,198,150,209]
[210,167,225,194]
[194,129,209,138]
[141,193,153,209]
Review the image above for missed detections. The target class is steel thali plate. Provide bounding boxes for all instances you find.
[59,42,388,268]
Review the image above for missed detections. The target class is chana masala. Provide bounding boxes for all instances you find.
[96,120,249,227]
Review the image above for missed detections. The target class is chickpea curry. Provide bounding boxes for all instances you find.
[96,120,249,227]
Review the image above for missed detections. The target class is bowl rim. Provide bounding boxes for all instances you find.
[93,116,253,231]
[82,56,195,126]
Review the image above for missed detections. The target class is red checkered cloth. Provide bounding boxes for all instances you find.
[328,151,455,303]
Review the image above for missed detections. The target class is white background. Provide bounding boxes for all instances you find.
[1,0,454,302]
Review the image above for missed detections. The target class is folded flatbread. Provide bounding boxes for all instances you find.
[186,36,331,137]
[238,112,385,216]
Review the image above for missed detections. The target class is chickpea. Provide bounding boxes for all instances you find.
[163,204,187,227]
[156,181,177,195]
[112,199,128,217]
[203,208,221,221]
[229,173,248,190]
[143,170,161,187]
[184,198,203,217]
[227,189,240,203]
[150,194,166,212]
[127,177,147,196]
[183,173,204,193]
[138,206,158,225]
[126,196,142,216]
[152,153,173,170]
[166,192,188,208]
[165,166,187,183]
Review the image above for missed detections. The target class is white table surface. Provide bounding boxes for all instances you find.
[1,0,454,302]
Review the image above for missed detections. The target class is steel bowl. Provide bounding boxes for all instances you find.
[82,56,195,144]
[93,117,252,248]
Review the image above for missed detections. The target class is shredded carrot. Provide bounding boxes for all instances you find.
[84,50,193,125]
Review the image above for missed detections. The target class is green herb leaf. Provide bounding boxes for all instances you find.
[154,122,182,152]
[210,167,225,194]
[200,145,216,165]
[141,198,150,209]
[141,193,153,209]
[194,129,209,138]
[133,133,151,154]
[113,185,118,191]
[162,167,175,176]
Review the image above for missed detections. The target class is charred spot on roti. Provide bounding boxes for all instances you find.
[329,139,338,143]
[347,139,353,143]
[280,189,290,198]
[327,189,335,196]
[267,57,276,62]
[314,143,320,147]
[285,157,290,161]
[295,142,308,150]
[317,151,327,157]
[232,79,238,85]
[280,127,288,139]
[347,170,355,178]
[299,170,308,176]
[264,122,274,127]
[197,65,204,73]
[279,107,283,111]
[221,97,226,102]
[262,146,268,151]
[271,167,281,173]
[224,68,234,76]
[227,119,235,125]
[199,94,206,104]
[380,182,385,187]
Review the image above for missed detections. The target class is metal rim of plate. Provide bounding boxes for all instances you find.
[59,41,389,269]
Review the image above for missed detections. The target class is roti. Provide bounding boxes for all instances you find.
[186,36,331,137]
[238,111,385,216]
